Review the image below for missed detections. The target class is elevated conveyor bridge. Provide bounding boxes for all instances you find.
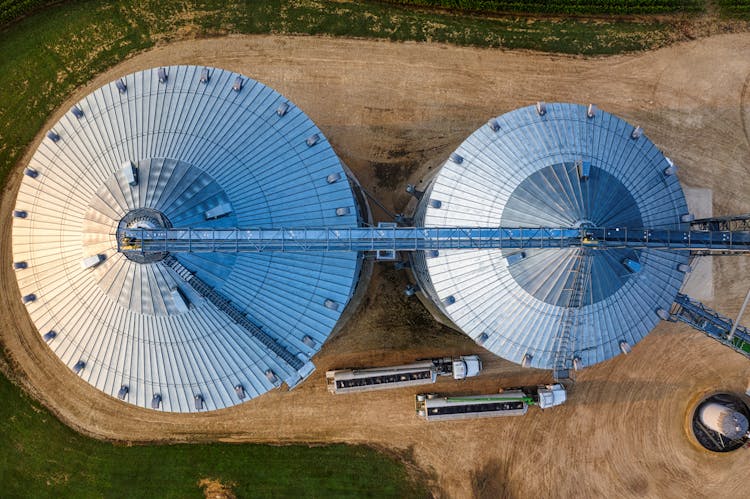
[671,293,750,360]
[119,226,750,254]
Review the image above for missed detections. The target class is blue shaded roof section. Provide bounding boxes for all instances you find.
[412,103,689,370]
[13,66,361,412]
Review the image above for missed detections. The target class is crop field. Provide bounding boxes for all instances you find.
[384,0,704,15]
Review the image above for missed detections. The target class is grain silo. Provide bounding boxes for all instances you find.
[409,103,691,375]
[12,66,365,412]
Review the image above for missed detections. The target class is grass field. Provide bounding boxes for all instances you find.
[0,372,425,497]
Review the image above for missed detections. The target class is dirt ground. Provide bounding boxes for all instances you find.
[3,34,750,498]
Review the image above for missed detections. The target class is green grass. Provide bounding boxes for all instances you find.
[719,0,750,17]
[382,0,704,15]
[0,372,425,497]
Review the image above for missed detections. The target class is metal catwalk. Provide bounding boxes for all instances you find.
[119,226,750,253]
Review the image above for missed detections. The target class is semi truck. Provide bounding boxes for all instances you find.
[415,384,567,421]
[326,355,482,394]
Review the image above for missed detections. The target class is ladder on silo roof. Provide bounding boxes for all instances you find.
[553,250,592,383]
[162,255,304,372]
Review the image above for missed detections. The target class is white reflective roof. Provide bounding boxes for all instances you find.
[13,66,360,412]
[414,103,689,369]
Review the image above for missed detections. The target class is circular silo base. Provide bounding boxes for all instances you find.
[690,392,750,452]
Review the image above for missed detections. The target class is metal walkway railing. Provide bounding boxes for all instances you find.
[553,251,592,382]
[162,255,305,372]
[672,293,750,360]
[119,226,750,254]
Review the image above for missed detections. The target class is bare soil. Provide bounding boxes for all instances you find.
[3,34,750,498]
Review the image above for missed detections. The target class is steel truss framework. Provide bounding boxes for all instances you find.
[119,226,750,254]
[672,294,750,360]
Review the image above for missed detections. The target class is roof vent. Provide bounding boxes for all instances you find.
[13,210,27,218]
[22,294,36,303]
[232,76,243,92]
[81,254,105,269]
[442,295,456,306]
[335,207,351,216]
[622,258,641,273]
[619,341,632,354]
[194,394,204,410]
[664,157,678,176]
[265,369,279,385]
[204,202,232,220]
[302,335,316,348]
[157,67,168,84]
[24,167,38,178]
[46,130,60,143]
[631,126,643,140]
[521,353,533,368]
[324,299,339,311]
[43,331,57,342]
[587,104,597,119]
[234,384,246,399]
[13,261,27,270]
[115,79,127,93]
[118,385,129,400]
[151,394,162,409]
[487,119,500,132]
[199,67,210,84]
[121,160,138,186]
[536,101,546,116]
[326,172,341,184]
[276,102,289,117]
[449,153,464,164]
[306,134,320,147]
[428,199,442,209]
[477,332,489,345]
[71,105,84,119]
[73,360,85,374]
[577,160,591,181]
[506,251,526,266]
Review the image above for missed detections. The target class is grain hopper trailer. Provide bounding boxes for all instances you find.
[326,355,482,394]
[415,383,566,421]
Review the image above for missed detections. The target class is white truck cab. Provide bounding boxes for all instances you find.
[451,355,482,380]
